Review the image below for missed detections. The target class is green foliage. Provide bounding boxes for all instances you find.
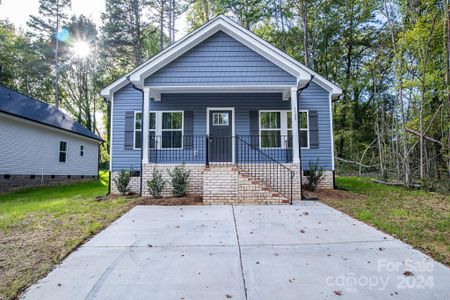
[167,164,190,197]
[113,169,131,195]
[306,159,324,192]
[147,169,166,198]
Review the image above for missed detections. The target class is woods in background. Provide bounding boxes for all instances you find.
[0,0,449,191]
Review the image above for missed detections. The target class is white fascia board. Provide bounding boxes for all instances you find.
[100,76,130,100]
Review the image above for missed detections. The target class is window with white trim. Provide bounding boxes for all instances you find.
[59,141,67,162]
[80,145,84,157]
[260,110,309,149]
[134,111,183,149]
[162,112,183,148]
[134,112,156,149]
[260,111,281,148]
[299,110,309,148]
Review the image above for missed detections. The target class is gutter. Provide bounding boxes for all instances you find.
[102,96,112,196]
[297,75,314,201]
[126,76,144,197]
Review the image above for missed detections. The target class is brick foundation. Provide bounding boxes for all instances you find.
[0,174,97,194]
[141,164,204,197]
[111,164,334,203]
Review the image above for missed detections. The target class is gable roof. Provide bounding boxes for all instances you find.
[101,15,342,100]
[0,85,103,142]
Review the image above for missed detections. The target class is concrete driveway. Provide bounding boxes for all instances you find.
[23,202,450,300]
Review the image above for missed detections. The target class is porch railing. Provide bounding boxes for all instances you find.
[235,136,295,204]
[148,135,295,203]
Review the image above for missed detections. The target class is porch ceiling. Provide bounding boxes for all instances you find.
[145,85,294,101]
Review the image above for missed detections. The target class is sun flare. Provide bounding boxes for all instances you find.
[72,40,92,59]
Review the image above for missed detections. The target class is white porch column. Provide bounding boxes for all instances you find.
[290,87,300,163]
[142,88,150,164]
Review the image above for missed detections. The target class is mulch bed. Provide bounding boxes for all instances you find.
[303,188,364,201]
[133,195,204,206]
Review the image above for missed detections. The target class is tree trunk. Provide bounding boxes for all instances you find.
[202,0,210,23]
[446,3,450,176]
[300,0,309,67]
[54,3,60,109]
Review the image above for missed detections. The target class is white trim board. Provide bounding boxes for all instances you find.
[101,15,342,100]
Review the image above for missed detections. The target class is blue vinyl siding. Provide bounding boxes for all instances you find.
[144,31,296,86]
[112,88,332,171]
[299,82,333,170]
[111,84,142,171]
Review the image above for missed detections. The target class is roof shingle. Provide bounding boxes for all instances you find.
[0,85,102,142]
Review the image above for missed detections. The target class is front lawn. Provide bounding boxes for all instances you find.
[0,172,133,300]
[321,176,450,266]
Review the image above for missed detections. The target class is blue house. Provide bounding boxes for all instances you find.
[102,15,342,204]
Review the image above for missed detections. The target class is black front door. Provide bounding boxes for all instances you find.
[209,110,233,162]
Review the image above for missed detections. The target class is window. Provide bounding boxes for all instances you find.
[213,113,229,126]
[134,111,183,149]
[162,112,183,148]
[299,111,309,148]
[260,111,281,148]
[80,145,84,157]
[134,112,156,149]
[59,141,67,162]
[260,110,309,149]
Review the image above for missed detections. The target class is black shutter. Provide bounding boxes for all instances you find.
[249,111,259,147]
[309,110,319,149]
[183,111,194,149]
[124,111,135,150]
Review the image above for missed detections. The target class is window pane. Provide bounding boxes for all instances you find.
[162,131,182,148]
[287,130,292,148]
[149,112,156,130]
[135,112,142,130]
[261,130,281,148]
[59,152,66,162]
[135,131,142,148]
[260,112,280,129]
[60,141,66,151]
[300,130,308,147]
[213,113,229,125]
[162,112,182,129]
[299,111,308,129]
[149,131,156,149]
[287,112,292,129]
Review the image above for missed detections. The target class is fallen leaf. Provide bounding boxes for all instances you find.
[403,271,414,276]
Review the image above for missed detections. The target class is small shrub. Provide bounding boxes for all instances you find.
[147,168,166,198]
[167,164,190,197]
[306,159,324,192]
[113,169,131,195]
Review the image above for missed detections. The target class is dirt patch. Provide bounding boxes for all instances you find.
[303,188,365,201]
[134,195,203,206]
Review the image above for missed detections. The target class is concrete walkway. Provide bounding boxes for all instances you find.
[23,202,450,300]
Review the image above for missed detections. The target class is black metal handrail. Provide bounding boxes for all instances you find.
[235,135,295,204]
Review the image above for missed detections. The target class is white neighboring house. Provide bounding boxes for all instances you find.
[0,85,103,193]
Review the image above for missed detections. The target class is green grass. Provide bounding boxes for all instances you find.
[0,172,133,300]
[321,176,450,266]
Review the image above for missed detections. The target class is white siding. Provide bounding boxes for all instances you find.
[0,114,99,175]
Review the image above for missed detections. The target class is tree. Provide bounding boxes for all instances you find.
[101,0,149,68]
[28,0,72,109]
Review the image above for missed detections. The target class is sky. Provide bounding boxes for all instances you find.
[0,0,187,38]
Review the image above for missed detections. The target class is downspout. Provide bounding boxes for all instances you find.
[126,76,144,196]
[102,96,112,196]
[331,95,341,189]
[297,75,314,200]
